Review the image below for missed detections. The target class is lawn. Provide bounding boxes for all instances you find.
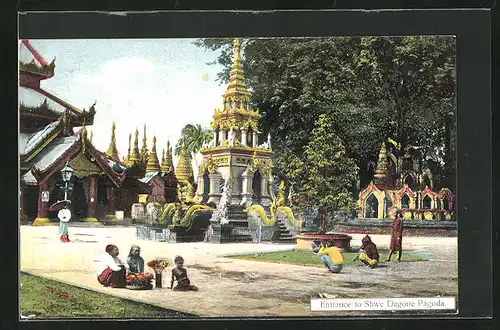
[20,273,196,319]
[227,249,429,267]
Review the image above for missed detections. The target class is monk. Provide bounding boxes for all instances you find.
[354,235,379,267]
[387,212,404,262]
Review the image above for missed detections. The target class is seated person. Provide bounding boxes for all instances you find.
[354,235,380,268]
[97,244,130,288]
[126,245,145,273]
[317,241,344,273]
[170,256,198,291]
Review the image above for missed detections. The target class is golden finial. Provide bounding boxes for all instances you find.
[127,133,131,159]
[106,121,120,162]
[146,135,161,173]
[130,128,141,163]
[90,130,93,144]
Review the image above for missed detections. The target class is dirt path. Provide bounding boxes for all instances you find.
[20,226,457,317]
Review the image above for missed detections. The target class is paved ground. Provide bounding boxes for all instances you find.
[20,225,458,317]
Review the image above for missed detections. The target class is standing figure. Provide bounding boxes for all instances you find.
[317,241,344,273]
[58,207,71,242]
[354,235,380,268]
[50,200,72,242]
[126,245,145,273]
[387,211,404,262]
[170,256,198,291]
[97,244,130,288]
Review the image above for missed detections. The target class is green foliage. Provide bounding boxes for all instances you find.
[175,124,213,168]
[195,36,456,190]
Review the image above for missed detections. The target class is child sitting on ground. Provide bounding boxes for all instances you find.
[170,256,198,291]
[126,245,145,273]
[353,235,380,268]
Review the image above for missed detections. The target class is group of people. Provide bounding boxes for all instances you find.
[96,244,197,291]
[314,212,404,273]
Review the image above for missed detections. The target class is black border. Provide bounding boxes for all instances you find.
[1,2,496,330]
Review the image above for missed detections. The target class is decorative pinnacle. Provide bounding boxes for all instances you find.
[106,121,120,162]
[127,133,131,159]
[162,140,174,173]
[222,38,249,105]
[146,136,161,173]
[130,128,141,163]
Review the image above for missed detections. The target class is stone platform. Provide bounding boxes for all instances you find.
[335,219,458,237]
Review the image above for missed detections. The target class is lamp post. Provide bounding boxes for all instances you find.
[61,162,74,200]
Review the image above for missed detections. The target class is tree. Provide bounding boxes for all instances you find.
[195,36,456,191]
[284,114,358,232]
[175,124,213,169]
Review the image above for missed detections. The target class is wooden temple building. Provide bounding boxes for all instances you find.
[19,40,152,225]
[357,139,455,221]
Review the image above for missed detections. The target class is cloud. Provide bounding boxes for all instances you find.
[102,57,155,76]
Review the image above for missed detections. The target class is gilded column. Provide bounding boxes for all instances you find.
[33,181,51,226]
[84,176,98,222]
[252,132,258,147]
[241,129,247,146]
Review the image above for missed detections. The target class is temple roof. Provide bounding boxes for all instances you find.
[140,171,160,184]
[20,121,60,156]
[25,134,80,172]
[19,40,55,80]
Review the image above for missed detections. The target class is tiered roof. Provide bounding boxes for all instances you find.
[19,40,95,133]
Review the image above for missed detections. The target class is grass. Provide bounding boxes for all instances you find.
[227,249,429,267]
[20,273,196,319]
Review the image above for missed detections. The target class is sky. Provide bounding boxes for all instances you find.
[24,39,227,176]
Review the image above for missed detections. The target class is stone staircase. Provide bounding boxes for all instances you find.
[275,218,297,244]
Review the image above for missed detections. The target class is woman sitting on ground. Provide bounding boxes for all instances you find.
[170,256,198,291]
[97,244,130,288]
[354,235,380,268]
[126,245,145,273]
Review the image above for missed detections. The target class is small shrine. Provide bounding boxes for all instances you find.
[358,139,455,221]
[196,39,274,242]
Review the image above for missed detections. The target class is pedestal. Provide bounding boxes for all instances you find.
[207,223,233,243]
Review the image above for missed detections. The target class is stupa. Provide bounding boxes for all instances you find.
[197,39,273,242]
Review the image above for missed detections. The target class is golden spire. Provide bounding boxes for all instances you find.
[106,121,120,162]
[140,124,149,161]
[146,136,161,173]
[222,38,250,110]
[127,133,131,160]
[161,140,174,174]
[129,128,141,164]
[90,130,93,144]
[373,141,392,189]
[175,140,194,183]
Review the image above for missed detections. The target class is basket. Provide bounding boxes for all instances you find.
[126,284,153,290]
